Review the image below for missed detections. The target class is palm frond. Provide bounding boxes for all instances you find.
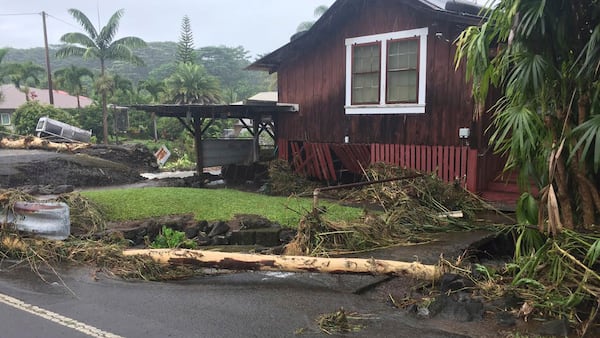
[58,32,96,48]
[570,114,600,173]
[105,44,145,66]
[112,36,146,49]
[98,9,125,45]
[67,9,98,40]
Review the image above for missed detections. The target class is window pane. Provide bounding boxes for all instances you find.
[352,73,379,104]
[387,70,417,102]
[352,43,380,104]
[388,39,418,71]
[0,113,10,125]
[353,44,380,73]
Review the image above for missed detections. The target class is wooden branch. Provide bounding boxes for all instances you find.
[123,249,442,280]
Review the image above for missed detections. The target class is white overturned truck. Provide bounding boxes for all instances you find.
[35,116,92,143]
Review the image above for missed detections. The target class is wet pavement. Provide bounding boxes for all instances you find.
[0,262,484,338]
[0,228,513,338]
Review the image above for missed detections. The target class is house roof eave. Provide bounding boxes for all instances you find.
[247,0,485,73]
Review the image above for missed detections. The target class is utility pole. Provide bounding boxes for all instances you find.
[42,11,54,105]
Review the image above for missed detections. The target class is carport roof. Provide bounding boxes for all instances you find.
[129,103,298,119]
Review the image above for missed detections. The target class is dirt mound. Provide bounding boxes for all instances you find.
[0,145,155,189]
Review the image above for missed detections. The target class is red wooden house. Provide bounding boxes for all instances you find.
[249,0,515,204]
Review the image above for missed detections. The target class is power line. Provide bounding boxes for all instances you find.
[0,12,41,16]
[45,13,80,30]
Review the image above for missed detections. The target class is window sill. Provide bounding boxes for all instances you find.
[345,104,425,115]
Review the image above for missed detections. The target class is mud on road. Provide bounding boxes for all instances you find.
[0,145,158,189]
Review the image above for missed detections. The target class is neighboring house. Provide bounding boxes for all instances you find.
[249,0,513,203]
[0,84,93,130]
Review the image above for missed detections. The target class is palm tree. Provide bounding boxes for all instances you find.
[54,65,94,108]
[456,0,600,232]
[56,8,146,144]
[296,5,329,32]
[166,63,222,104]
[3,61,45,100]
[111,74,134,104]
[139,78,166,103]
[0,48,8,102]
[139,78,166,140]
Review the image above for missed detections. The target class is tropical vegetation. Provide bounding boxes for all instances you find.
[456,0,600,232]
[56,8,146,144]
[456,0,600,331]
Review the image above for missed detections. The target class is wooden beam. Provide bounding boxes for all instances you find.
[200,118,215,136]
[193,117,203,176]
[252,115,260,162]
[176,116,195,135]
[238,118,254,136]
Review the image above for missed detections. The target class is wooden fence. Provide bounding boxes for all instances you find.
[371,144,478,191]
[277,140,479,192]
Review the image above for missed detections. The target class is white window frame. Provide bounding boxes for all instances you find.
[0,113,10,126]
[345,27,428,115]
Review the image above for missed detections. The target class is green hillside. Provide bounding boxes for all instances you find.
[3,42,273,101]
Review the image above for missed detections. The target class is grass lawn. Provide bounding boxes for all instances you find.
[82,187,362,227]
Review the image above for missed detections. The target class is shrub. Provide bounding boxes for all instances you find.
[12,101,77,135]
[150,226,197,249]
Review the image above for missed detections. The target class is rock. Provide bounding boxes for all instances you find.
[495,311,516,327]
[440,273,475,292]
[230,214,273,230]
[183,224,199,239]
[534,318,570,337]
[211,235,229,245]
[229,230,256,246]
[208,221,230,237]
[254,228,282,247]
[279,229,297,244]
[53,185,74,194]
[196,234,211,246]
[428,294,484,322]
[198,220,209,233]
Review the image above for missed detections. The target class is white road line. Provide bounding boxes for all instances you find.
[0,292,124,338]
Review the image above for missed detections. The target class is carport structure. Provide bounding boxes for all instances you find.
[131,103,298,175]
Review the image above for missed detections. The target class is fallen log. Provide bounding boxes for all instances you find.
[122,249,442,280]
[0,136,90,152]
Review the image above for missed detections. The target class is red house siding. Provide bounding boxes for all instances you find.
[268,0,514,204]
[277,1,481,148]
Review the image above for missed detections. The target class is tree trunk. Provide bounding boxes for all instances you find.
[555,155,574,229]
[102,93,108,145]
[573,94,596,227]
[101,59,108,145]
[0,136,90,151]
[122,249,442,281]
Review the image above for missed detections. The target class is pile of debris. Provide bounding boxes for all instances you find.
[283,163,491,256]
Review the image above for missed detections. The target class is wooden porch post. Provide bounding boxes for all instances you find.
[193,117,203,176]
[252,114,260,162]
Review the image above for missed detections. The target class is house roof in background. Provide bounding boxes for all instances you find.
[248,0,484,73]
[0,84,93,110]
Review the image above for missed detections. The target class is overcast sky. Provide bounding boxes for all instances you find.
[0,0,336,56]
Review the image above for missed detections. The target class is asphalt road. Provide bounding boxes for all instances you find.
[0,262,475,338]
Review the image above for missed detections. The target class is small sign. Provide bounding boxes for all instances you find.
[154,145,171,166]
